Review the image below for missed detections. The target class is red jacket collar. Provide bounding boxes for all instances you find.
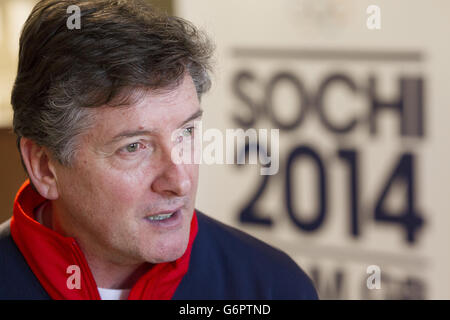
[10,180,198,300]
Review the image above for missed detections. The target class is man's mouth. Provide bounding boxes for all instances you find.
[144,207,183,228]
[146,211,177,221]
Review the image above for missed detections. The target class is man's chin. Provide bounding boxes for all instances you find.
[141,237,190,264]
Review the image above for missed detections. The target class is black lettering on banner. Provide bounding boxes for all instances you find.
[285,146,327,232]
[369,76,425,137]
[338,149,361,237]
[231,69,426,244]
[236,143,328,233]
[235,144,425,244]
[316,74,359,134]
[237,142,273,226]
[310,266,346,299]
[374,153,424,244]
[264,72,310,131]
[231,70,260,128]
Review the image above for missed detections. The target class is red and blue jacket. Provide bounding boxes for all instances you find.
[0,181,318,300]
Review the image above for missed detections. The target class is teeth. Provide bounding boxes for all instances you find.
[147,211,175,221]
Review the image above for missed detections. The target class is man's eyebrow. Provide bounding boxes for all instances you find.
[178,109,203,127]
[107,109,204,144]
[108,129,158,144]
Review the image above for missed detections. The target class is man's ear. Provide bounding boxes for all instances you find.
[20,137,59,200]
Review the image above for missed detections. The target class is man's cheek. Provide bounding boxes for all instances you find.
[94,168,141,198]
[98,181,138,206]
[189,166,200,195]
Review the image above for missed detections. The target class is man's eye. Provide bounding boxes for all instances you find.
[117,141,153,158]
[124,142,141,153]
[182,127,194,137]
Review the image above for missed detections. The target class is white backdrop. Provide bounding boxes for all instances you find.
[176,0,450,299]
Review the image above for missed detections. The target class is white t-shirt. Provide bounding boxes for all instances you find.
[97,287,131,300]
[34,201,131,300]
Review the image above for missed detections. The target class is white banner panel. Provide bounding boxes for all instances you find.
[176,0,450,299]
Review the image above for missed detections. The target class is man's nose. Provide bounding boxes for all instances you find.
[151,151,192,197]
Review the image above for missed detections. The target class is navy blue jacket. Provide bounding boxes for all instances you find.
[0,210,318,300]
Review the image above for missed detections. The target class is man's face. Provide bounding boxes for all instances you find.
[51,74,202,265]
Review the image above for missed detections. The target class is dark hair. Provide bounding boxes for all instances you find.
[11,0,214,167]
